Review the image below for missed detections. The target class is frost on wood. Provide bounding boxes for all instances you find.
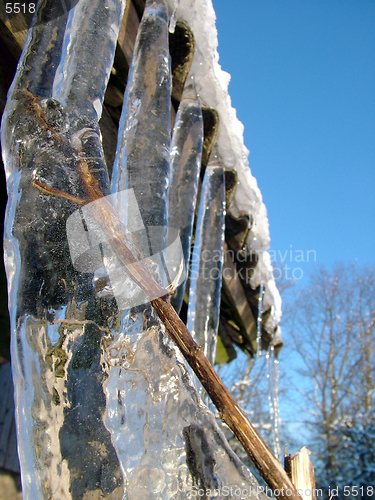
[2,0,270,498]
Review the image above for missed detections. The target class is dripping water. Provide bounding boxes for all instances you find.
[256,284,281,460]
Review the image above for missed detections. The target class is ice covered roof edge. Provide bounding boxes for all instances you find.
[166,0,282,335]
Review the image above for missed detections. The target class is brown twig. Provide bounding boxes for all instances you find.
[25,90,300,500]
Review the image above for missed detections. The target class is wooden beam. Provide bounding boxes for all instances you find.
[132,0,146,20]
[222,243,257,351]
[117,1,139,68]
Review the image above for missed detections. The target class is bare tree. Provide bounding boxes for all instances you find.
[286,262,375,493]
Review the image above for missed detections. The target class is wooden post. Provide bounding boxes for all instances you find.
[285,447,316,500]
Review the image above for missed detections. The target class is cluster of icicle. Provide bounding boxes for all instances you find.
[165,0,281,337]
[2,0,270,498]
[168,3,283,455]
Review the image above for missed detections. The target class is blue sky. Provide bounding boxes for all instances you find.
[212,0,375,283]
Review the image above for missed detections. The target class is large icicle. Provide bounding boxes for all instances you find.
[53,0,122,117]
[2,0,126,498]
[111,0,172,258]
[168,82,203,313]
[8,2,68,98]
[187,164,225,369]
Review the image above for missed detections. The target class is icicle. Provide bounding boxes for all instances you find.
[256,283,264,357]
[169,79,203,313]
[7,1,69,99]
[111,0,171,260]
[102,313,264,499]
[53,0,125,120]
[2,1,126,498]
[168,0,181,33]
[266,344,281,461]
[187,164,226,371]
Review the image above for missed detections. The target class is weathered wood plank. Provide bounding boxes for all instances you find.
[117,0,139,68]
[132,0,147,20]
[285,447,316,500]
[222,243,257,351]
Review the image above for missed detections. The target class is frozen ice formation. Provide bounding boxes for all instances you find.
[163,0,282,333]
[187,165,225,370]
[2,0,127,496]
[168,84,203,313]
[111,0,172,257]
[267,346,281,461]
[1,0,273,498]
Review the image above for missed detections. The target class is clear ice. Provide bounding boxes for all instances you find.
[186,165,225,371]
[3,0,126,497]
[168,82,203,313]
[163,0,282,334]
[266,345,281,462]
[111,0,172,258]
[2,0,270,498]
[168,0,181,33]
